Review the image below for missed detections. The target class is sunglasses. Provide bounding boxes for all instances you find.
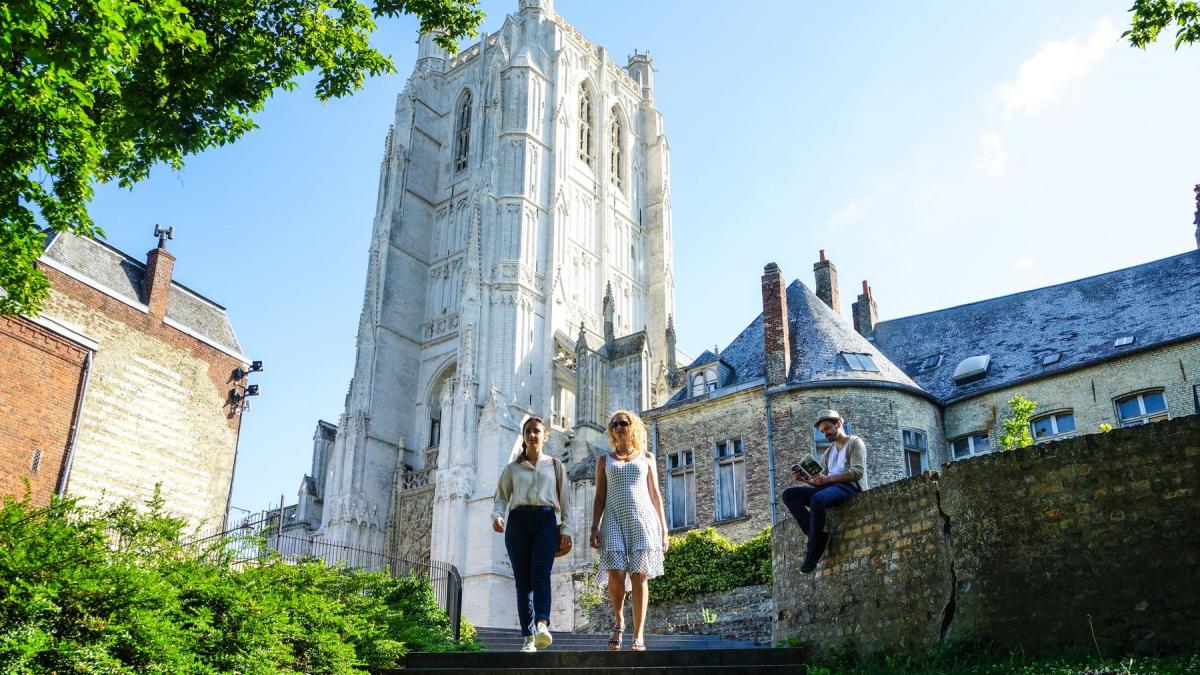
[610,420,631,428]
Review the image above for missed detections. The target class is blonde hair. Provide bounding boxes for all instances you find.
[605,410,648,456]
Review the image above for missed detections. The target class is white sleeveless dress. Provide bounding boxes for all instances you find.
[596,452,665,586]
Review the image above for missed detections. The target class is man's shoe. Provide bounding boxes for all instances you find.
[521,635,538,652]
[800,557,817,574]
[534,622,553,650]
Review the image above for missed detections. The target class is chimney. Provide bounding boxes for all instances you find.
[143,226,175,322]
[852,280,878,338]
[813,250,840,314]
[760,263,791,386]
[1192,183,1199,249]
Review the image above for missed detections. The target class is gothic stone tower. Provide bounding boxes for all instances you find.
[318,0,675,627]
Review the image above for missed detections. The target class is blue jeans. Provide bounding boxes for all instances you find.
[781,483,860,555]
[504,506,558,636]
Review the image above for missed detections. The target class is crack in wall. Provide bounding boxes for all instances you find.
[933,478,958,641]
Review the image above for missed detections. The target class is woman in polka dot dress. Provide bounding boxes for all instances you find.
[588,410,669,652]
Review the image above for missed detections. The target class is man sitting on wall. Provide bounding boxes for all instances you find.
[781,410,866,573]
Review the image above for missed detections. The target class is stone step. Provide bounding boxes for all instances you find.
[398,647,807,673]
[471,628,757,651]
[401,666,804,674]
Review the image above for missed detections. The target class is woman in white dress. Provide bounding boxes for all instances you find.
[588,410,669,651]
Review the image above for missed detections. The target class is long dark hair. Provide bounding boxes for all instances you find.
[517,416,548,463]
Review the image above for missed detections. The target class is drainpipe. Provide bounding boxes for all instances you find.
[651,417,659,458]
[55,351,94,498]
[764,386,778,526]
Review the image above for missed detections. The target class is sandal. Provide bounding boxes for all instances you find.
[630,638,646,652]
[607,627,624,651]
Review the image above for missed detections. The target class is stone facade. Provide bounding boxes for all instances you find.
[0,315,90,506]
[773,415,1200,656]
[0,233,250,530]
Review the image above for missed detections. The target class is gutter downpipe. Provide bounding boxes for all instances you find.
[764,385,778,526]
[55,351,94,498]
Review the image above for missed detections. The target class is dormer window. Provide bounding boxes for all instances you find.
[689,367,718,397]
[952,354,990,385]
[840,352,879,372]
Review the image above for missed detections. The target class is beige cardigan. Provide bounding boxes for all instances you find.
[820,435,867,490]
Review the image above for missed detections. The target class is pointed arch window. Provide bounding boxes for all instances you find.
[454,90,472,173]
[610,111,624,190]
[578,84,593,167]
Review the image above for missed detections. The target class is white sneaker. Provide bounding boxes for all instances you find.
[534,622,553,649]
[521,635,537,652]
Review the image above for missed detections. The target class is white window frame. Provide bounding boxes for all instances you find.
[713,438,747,521]
[950,433,991,460]
[1030,410,1076,442]
[689,367,718,397]
[901,428,928,477]
[609,113,624,191]
[1115,391,1169,427]
[453,91,472,173]
[578,84,593,167]
[666,449,696,530]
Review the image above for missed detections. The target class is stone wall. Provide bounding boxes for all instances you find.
[0,316,89,505]
[773,415,1200,656]
[577,582,774,645]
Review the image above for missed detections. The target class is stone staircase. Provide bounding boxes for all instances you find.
[389,627,807,674]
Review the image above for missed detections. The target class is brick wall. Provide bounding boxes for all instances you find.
[773,415,1200,656]
[35,264,245,530]
[0,316,89,506]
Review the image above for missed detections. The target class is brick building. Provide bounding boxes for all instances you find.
[0,230,251,530]
[648,204,1200,542]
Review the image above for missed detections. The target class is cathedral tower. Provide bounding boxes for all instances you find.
[317,0,675,627]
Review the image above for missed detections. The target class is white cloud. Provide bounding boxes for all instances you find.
[994,18,1119,121]
[1012,255,1036,271]
[828,202,866,229]
[973,131,1008,177]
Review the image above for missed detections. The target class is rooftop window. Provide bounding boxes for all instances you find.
[1114,336,1135,347]
[1041,352,1062,366]
[840,352,879,372]
[919,355,942,371]
[952,354,991,385]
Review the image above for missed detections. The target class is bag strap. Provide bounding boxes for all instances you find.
[553,456,563,508]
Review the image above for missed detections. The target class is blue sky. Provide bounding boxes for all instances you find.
[82,1,1200,513]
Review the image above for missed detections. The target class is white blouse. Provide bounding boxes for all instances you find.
[491,454,571,534]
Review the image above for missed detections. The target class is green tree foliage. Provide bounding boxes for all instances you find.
[648,527,772,603]
[998,394,1037,451]
[0,0,484,316]
[1125,0,1200,49]
[0,491,477,672]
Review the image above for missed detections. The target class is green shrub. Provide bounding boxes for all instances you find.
[0,491,476,673]
[649,527,772,602]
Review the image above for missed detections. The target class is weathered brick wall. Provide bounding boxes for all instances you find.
[0,316,88,505]
[36,266,245,530]
[944,338,1200,456]
[773,415,1200,656]
[650,388,771,541]
[580,583,774,644]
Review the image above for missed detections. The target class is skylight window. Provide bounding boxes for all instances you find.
[920,355,942,371]
[841,352,879,372]
[1041,352,1062,366]
[1114,336,1135,347]
[952,354,991,385]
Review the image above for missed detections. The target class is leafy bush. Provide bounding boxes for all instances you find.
[0,491,476,673]
[648,527,772,602]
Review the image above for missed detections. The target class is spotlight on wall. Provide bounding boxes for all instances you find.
[250,360,264,372]
[245,384,260,396]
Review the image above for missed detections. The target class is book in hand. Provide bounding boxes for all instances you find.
[791,455,823,480]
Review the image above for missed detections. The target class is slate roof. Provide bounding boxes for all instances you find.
[871,249,1200,402]
[667,280,921,405]
[41,231,244,356]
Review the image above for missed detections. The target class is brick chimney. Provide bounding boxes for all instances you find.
[852,280,878,338]
[813,250,840,314]
[143,228,175,321]
[761,263,791,386]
